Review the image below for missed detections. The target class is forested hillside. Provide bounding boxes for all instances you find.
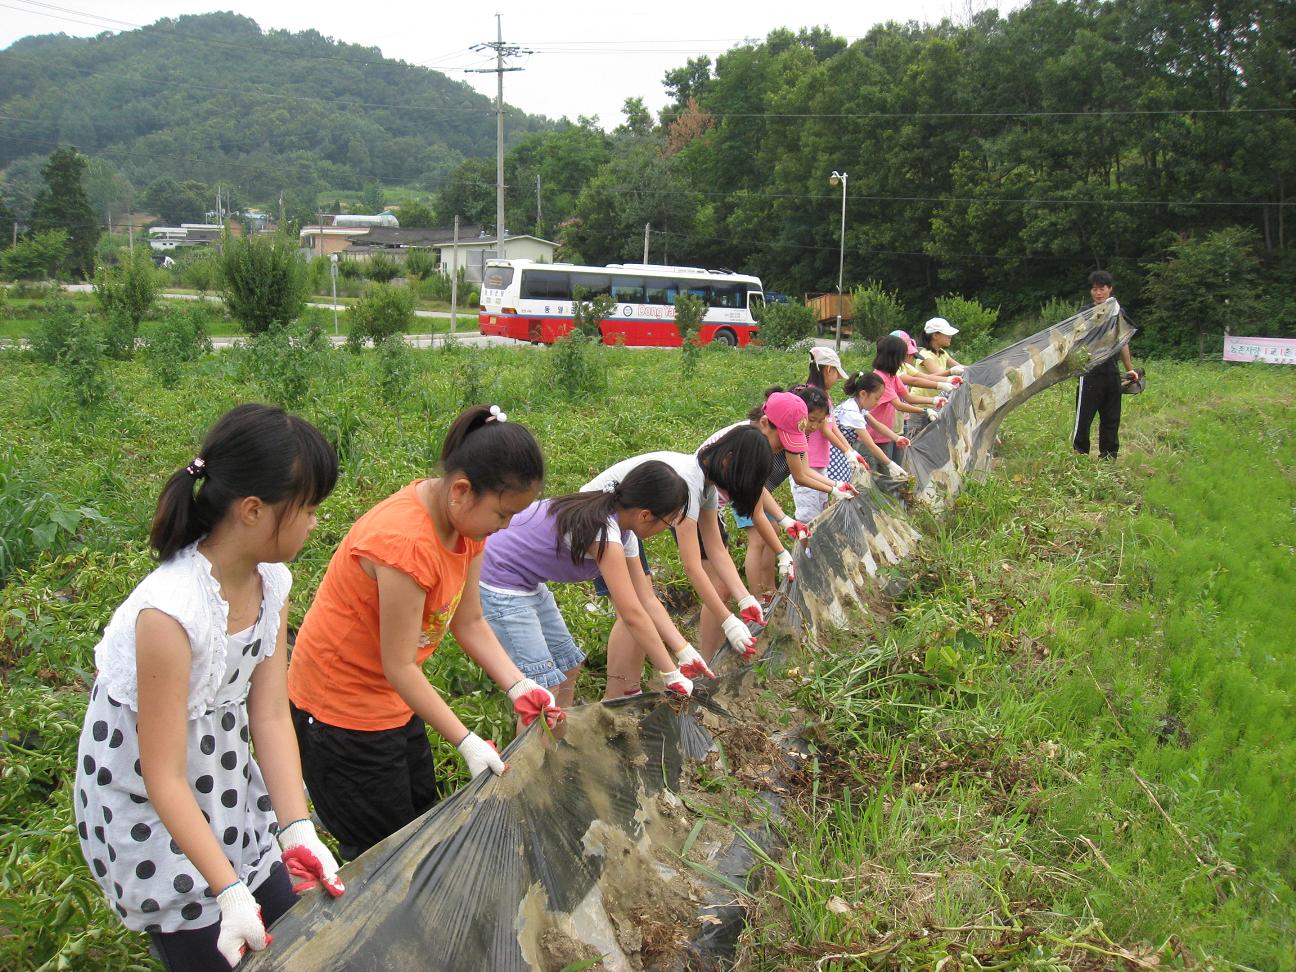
[0,12,550,206]
[520,1,1294,329]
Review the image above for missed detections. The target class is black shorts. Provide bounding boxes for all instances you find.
[593,544,651,597]
[291,703,441,861]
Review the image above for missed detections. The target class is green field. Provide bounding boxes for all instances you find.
[0,342,1291,969]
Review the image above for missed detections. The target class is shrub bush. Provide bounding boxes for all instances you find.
[755,300,816,349]
[1,230,69,281]
[31,298,79,364]
[376,333,413,405]
[243,322,328,408]
[347,283,416,351]
[674,292,705,376]
[934,294,999,345]
[218,233,307,334]
[176,248,221,293]
[141,304,213,388]
[58,314,110,408]
[403,248,437,279]
[364,254,401,283]
[850,281,907,341]
[93,250,159,359]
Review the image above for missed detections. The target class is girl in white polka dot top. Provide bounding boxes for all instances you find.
[75,405,346,971]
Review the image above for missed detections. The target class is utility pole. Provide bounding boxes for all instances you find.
[468,16,531,265]
[450,214,460,334]
[535,174,542,238]
[643,223,651,264]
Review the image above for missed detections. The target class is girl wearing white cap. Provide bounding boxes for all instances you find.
[918,317,967,378]
[891,329,958,438]
[794,346,871,522]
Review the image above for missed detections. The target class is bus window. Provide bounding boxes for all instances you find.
[747,290,765,314]
[482,266,515,290]
[645,280,677,305]
[571,273,611,298]
[711,283,741,309]
[522,269,571,300]
[679,281,710,303]
[611,276,645,303]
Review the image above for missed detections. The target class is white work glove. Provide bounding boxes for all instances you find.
[937,381,955,394]
[736,593,766,626]
[506,677,563,728]
[932,396,949,408]
[950,364,966,376]
[885,461,909,479]
[925,408,941,423]
[674,643,715,680]
[457,731,507,778]
[721,613,757,659]
[215,880,268,968]
[278,818,345,896]
[776,548,795,582]
[846,449,869,468]
[657,668,694,696]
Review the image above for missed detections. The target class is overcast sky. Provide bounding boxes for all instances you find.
[0,0,1019,126]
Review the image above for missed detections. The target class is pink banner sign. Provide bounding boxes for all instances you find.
[1223,335,1296,364]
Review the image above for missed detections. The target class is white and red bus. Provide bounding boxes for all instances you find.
[478,259,764,347]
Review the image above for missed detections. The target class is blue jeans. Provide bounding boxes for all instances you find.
[479,584,586,688]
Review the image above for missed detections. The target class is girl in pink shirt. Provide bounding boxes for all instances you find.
[871,335,947,462]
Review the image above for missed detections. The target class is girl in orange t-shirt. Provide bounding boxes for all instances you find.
[287,405,559,860]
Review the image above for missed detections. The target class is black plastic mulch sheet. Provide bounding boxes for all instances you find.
[244,306,1132,971]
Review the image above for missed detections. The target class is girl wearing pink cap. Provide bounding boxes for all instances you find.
[701,388,856,607]
[794,347,871,522]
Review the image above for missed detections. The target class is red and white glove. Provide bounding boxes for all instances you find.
[829,481,858,502]
[776,549,795,582]
[777,514,811,540]
[932,396,949,408]
[674,643,715,680]
[950,364,966,376]
[457,731,506,778]
[846,449,869,469]
[658,668,694,696]
[896,436,911,448]
[215,880,269,968]
[721,614,757,659]
[885,461,909,479]
[736,594,766,625]
[278,819,345,897]
[937,381,956,394]
[947,375,964,386]
[507,678,564,728]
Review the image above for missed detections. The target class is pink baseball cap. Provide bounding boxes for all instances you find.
[889,329,919,355]
[762,392,809,453]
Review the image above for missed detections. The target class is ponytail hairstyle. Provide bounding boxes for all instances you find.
[920,329,938,351]
[872,335,907,376]
[844,370,884,398]
[441,404,545,495]
[548,460,688,565]
[150,403,338,562]
[697,425,771,518]
[806,361,828,389]
[746,385,785,422]
[789,383,830,417]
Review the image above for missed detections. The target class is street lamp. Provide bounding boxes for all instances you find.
[829,171,848,352]
[329,253,339,336]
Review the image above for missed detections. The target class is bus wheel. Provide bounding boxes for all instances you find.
[713,328,738,347]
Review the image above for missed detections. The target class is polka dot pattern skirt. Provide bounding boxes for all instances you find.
[75,632,281,933]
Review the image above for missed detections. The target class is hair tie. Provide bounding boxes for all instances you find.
[601,480,618,494]
[487,405,508,424]
[186,457,207,478]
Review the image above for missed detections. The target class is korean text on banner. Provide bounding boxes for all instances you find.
[1223,335,1296,365]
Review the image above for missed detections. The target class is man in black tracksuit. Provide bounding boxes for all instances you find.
[1072,270,1139,459]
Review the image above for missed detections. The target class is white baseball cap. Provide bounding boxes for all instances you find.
[924,317,959,336]
[810,345,845,375]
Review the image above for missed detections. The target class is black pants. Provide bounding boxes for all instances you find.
[291,704,441,861]
[149,860,296,972]
[1072,368,1122,458]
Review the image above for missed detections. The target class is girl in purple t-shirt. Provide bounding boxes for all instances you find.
[479,461,710,710]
